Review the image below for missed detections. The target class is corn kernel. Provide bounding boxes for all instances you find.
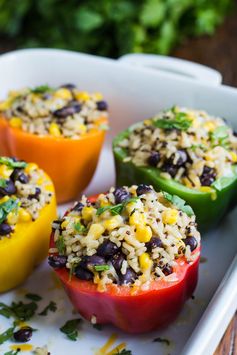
[144,119,152,126]
[76,123,87,134]
[204,121,216,132]
[49,122,61,137]
[0,196,9,204]
[54,88,72,100]
[25,163,38,174]
[162,209,179,225]
[199,186,217,200]
[7,211,18,225]
[103,215,123,231]
[0,100,11,110]
[75,91,90,101]
[36,177,44,185]
[88,223,105,239]
[9,117,22,129]
[230,151,237,163]
[129,211,146,226]
[82,206,94,221]
[18,208,32,223]
[94,92,103,100]
[61,220,69,229]
[100,199,110,207]
[136,225,152,243]
[181,177,193,189]
[0,164,13,178]
[139,253,152,270]
[204,155,213,161]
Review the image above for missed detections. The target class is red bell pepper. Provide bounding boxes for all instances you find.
[49,195,200,334]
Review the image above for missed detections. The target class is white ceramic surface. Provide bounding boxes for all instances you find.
[0,49,237,355]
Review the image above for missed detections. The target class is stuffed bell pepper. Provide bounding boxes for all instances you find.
[0,156,56,292]
[113,107,237,231]
[0,84,109,203]
[49,184,200,333]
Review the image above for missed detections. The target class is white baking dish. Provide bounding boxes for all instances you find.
[0,49,237,355]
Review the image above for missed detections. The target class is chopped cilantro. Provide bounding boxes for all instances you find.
[94,265,110,272]
[153,337,170,345]
[0,178,7,188]
[209,125,230,148]
[0,198,20,224]
[0,157,27,169]
[30,85,53,94]
[60,318,82,341]
[115,349,132,355]
[153,111,192,131]
[96,197,139,216]
[0,300,38,321]
[74,222,87,233]
[38,301,57,316]
[4,350,21,355]
[162,191,194,217]
[0,325,16,345]
[25,293,42,302]
[92,323,103,331]
[190,144,207,151]
[56,234,65,254]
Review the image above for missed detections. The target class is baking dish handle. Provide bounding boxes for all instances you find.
[118,54,222,85]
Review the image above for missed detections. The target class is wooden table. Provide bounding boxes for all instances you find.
[173,8,237,355]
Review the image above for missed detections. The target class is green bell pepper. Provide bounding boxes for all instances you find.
[113,128,237,232]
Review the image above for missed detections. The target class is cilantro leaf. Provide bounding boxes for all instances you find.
[162,191,194,217]
[93,323,103,331]
[94,265,110,272]
[0,198,20,224]
[56,234,65,254]
[25,293,42,302]
[0,157,27,169]
[60,318,82,341]
[0,325,15,345]
[96,197,139,216]
[10,301,38,321]
[153,112,192,131]
[4,350,21,355]
[209,126,230,148]
[115,349,132,355]
[0,178,7,188]
[38,301,57,316]
[74,222,87,233]
[30,85,53,94]
[153,337,170,345]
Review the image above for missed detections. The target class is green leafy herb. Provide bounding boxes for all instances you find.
[94,265,110,272]
[93,323,103,331]
[0,198,20,224]
[60,318,82,341]
[0,325,15,345]
[25,293,42,302]
[211,176,235,191]
[115,349,132,355]
[209,125,230,148]
[30,85,52,94]
[38,301,57,316]
[162,191,194,217]
[0,157,27,169]
[4,350,21,355]
[0,301,38,321]
[96,197,139,216]
[153,112,192,131]
[74,222,87,233]
[0,178,7,188]
[153,337,170,345]
[190,144,207,151]
[56,234,65,254]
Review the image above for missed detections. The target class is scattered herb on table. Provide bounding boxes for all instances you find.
[115,349,132,355]
[60,318,82,341]
[162,191,194,217]
[92,323,103,331]
[4,349,21,355]
[38,301,57,316]
[153,337,170,346]
[0,324,16,345]
[25,293,42,302]
[0,301,38,321]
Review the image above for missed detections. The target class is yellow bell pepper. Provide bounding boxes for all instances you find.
[0,171,57,293]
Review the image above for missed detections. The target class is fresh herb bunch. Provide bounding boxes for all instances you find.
[0,0,232,57]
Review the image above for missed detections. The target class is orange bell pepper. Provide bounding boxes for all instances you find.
[0,117,107,203]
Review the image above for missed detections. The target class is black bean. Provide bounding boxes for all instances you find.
[161,160,178,178]
[147,151,160,167]
[0,223,12,236]
[75,267,94,281]
[60,83,76,90]
[118,268,137,285]
[145,237,163,252]
[18,173,29,184]
[0,179,16,196]
[48,255,67,268]
[72,202,84,212]
[13,327,33,342]
[114,187,130,204]
[29,187,41,200]
[97,240,119,258]
[111,252,125,272]
[233,130,237,137]
[136,184,153,196]
[162,264,173,276]
[10,169,29,184]
[200,166,216,186]
[79,255,106,271]
[53,103,81,118]
[96,100,108,111]
[175,150,188,166]
[184,236,198,251]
